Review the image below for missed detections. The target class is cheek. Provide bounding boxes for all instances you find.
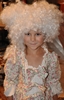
[24,37,29,45]
[37,37,44,43]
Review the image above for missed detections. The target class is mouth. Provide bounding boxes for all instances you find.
[30,43,37,45]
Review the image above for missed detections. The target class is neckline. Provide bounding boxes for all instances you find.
[21,45,48,69]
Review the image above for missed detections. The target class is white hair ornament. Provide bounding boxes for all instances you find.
[0,1,63,50]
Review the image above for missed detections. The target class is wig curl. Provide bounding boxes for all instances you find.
[0,1,63,50]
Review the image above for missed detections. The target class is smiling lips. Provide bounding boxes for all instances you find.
[30,43,37,45]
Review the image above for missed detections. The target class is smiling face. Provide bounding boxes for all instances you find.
[24,30,45,50]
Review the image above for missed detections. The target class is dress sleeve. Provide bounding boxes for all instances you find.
[3,45,20,97]
[47,52,63,96]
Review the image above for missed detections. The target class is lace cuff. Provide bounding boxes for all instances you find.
[4,84,16,96]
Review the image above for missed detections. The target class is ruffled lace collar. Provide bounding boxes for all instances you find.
[21,45,48,71]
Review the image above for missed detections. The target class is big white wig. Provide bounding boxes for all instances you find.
[0,0,63,50]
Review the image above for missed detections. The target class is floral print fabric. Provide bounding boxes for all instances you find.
[4,45,62,100]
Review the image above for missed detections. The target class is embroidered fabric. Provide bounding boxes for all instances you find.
[4,45,63,100]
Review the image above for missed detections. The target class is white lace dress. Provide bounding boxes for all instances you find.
[3,45,62,100]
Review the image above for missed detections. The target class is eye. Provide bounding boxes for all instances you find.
[36,33,42,36]
[25,33,30,35]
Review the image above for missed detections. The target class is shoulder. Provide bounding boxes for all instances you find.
[43,44,58,60]
[3,45,20,64]
[4,45,23,65]
[47,51,58,63]
[48,51,58,57]
[3,45,16,60]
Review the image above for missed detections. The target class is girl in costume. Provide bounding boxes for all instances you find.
[0,1,64,100]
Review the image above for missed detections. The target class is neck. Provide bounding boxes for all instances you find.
[25,47,45,56]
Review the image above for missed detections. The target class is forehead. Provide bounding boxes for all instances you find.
[29,30,42,34]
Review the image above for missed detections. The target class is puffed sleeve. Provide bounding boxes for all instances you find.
[3,45,20,97]
[47,52,63,96]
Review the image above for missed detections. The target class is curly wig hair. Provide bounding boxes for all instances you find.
[0,0,63,50]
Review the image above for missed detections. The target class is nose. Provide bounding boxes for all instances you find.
[30,35,35,41]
